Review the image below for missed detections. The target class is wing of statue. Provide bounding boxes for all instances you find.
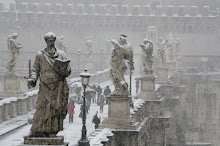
[110,39,120,49]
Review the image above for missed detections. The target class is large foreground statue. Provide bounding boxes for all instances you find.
[27,32,71,137]
[110,35,134,95]
[6,33,22,75]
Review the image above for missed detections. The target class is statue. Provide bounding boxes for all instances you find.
[140,39,153,75]
[6,33,22,75]
[110,35,134,96]
[56,36,68,53]
[27,32,71,138]
[157,37,167,66]
[165,33,175,62]
[85,36,94,59]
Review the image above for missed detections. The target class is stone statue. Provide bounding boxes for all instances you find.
[110,35,134,95]
[157,37,167,66]
[165,33,175,62]
[56,36,68,53]
[140,39,153,75]
[27,32,71,138]
[85,36,94,59]
[6,33,22,75]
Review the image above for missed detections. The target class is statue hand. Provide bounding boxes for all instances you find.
[27,79,36,89]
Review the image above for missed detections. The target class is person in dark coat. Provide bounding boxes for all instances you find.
[104,86,111,104]
[96,85,102,103]
[92,112,100,129]
[68,100,75,123]
[99,94,105,113]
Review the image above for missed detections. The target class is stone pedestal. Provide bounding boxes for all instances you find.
[23,136,68,146]
[156,66,169,84]
[101,95,132,129]
[137,74,156,99]
[167,61,176,77]
[0,75,23,97]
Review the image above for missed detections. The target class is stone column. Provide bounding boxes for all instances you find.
[155,5,162,16]
[32,3,39,13]
[11,100,17,118]
[66,4,73,14]
[190,6,198,16]
[202,6,210,16]
[110,5,117,15]
[0,105,3,123]
[132,5,140,16]
[76,4,84,15]
[0,3,3,11]
[3,103,9,121]
[102,95,132,129]
[9,2,16,12]
[156,66,169,84]
[20,2,28,12]
[121,5,128,15]
[88,4,95,15]
[54,4,62,14]
[143,5,150,15]
[178,6,185,16]
[43,3,51,13]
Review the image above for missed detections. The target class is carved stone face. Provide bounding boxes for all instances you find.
[46,38,56,47]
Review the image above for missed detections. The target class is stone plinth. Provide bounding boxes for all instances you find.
[0,75,23,97]
[101,95,132,129]
[156,66,169,84]
[24,136,68,145]
[137,74,156,100]
[167,61,176,77]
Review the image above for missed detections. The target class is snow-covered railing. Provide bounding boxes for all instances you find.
[0,90,38,124]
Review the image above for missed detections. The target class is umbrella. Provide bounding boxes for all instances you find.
[71,82,82,88]
[68,93,78,102]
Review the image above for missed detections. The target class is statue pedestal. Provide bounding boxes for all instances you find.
[167,61,176,77]
[156,66,169,84]
[23,136,68,146]
[137,74,156,99]
[101,95,132,129]
[0,75,23,97]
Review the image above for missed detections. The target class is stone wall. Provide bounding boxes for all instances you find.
[0,2,219,76]
[0,90,38,124]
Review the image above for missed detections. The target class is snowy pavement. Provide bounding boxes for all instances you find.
[0,75,140,146]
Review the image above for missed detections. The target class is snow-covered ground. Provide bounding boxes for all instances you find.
[0,75,142,146]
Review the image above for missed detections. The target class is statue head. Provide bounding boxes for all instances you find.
[44,32,56,47]
[143,39,148,44]
[12,33,18,39]
[119,34,127,45]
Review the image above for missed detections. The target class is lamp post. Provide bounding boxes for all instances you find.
[78,69,91,146]
[77,50,81,73]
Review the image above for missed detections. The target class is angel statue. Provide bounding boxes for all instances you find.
[56,36,68,53]
[110,35,134,96]
[6,33,22,75]
[140,39,153,75]
[157,37,167,66]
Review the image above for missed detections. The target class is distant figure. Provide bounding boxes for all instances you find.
[68,100,75,123]
[135,78,140,94]
[79,104,89,118]
[92,112,100,129]
[6,33,22,75]
[96,85,102,103]
[85,36,94,59]
[99,94,105,113]
[56,36,68,53]
[104,86,111,104]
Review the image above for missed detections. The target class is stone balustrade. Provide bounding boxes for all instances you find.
[0,2,213,17]
[0,90,38,124]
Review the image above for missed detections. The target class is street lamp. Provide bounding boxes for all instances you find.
[77,50,81,73]
[78,69,91,146]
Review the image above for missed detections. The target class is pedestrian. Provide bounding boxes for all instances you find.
[104,86,111,104]
[99,94,105,113]
[68,100,75,123]
[96,85,102,103]
[92,112,100,129]
[135,78,140,94]
[79,103,89,118]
